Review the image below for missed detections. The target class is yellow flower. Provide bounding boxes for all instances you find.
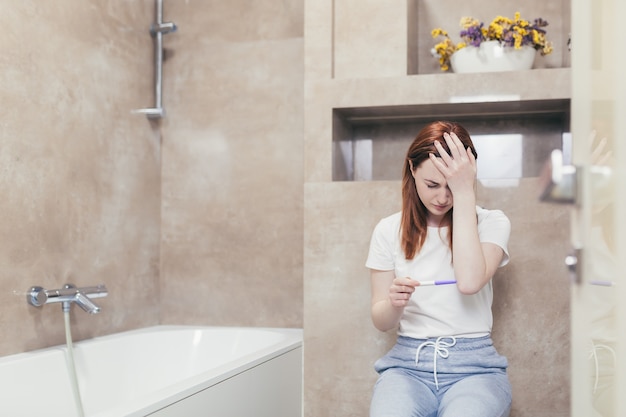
[492,16,512,26]
[431,28,448,38]
[516,27,528,37]
[541,42,553,55]
[488,24,504,40]
[459,16,480,29]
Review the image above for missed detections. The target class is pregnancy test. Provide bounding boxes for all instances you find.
[419,280,457,286]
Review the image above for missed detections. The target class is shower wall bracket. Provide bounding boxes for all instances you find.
[134,0,177,119]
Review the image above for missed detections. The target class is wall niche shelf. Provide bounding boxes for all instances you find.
[331,69,571,182]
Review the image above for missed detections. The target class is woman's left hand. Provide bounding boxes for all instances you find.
[429,132,476,196]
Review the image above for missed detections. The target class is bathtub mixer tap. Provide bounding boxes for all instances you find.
[27,283,108,314]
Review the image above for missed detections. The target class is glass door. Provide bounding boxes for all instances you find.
[569,0,625,415]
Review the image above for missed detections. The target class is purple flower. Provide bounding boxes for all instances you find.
[460,23,485,47]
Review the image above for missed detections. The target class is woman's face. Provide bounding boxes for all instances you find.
[412,158,452,226]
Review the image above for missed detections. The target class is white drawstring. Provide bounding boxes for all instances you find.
[415,336,457,390]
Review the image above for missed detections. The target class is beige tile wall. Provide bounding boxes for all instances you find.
[158,0,304,328]
[0,0,161,356]
[334,0,409,79]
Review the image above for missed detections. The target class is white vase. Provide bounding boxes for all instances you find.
[450,40,536,73]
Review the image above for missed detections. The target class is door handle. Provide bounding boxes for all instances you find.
[539,149,578,205]
[564,248,582,285]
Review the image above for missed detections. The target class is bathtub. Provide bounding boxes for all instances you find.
[0,325,303,417]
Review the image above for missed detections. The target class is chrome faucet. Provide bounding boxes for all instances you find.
[27,283,108,314]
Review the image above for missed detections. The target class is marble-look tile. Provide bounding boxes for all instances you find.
[483,180,571,417]
[159,0,304,328]
[304,0,333,80]
[334,0,408,79]
[0,0,161,356]
[304,181,399,417]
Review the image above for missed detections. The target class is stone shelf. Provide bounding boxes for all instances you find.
[328,68,571,115]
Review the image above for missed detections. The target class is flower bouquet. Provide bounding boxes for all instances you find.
[431,12,553,72]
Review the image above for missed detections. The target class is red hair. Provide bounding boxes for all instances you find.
[400,121,477,259]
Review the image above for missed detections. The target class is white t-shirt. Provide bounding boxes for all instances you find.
[366,206,510,339]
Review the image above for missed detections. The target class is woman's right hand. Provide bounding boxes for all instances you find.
[371,270,418,332]
[388,277,419,307]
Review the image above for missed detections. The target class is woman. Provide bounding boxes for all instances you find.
[366,121,512,417]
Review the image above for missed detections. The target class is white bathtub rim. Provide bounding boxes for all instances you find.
[1,325,302,417]
[87,325,303,417]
